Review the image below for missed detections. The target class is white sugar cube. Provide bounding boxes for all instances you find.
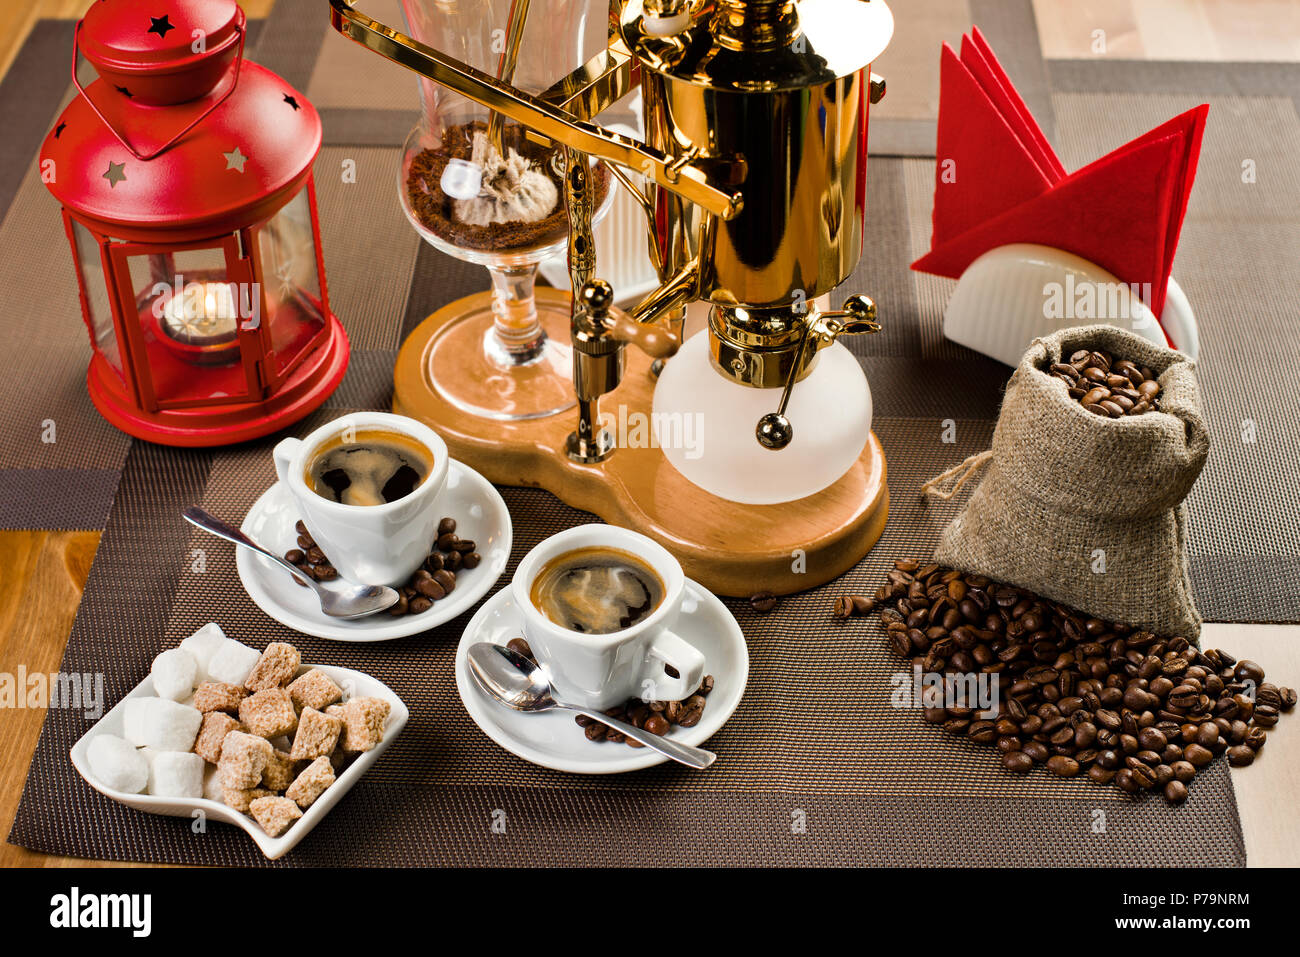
[180,623,227,682]
[120,697,202,752]
[201,763,223,802]
[205,639,262,687]
[87,734,148,794]
[145,750,204,798]
[150,647,197,701]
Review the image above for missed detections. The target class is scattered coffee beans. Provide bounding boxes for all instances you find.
[832,594,876,620]
[1050,349,1161,418]
[750,591,778,613]
[867,559,1293,806]
[505,639,713,749]
[285,518,482,616]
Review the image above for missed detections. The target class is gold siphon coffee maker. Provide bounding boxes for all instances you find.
[329,0,894,595]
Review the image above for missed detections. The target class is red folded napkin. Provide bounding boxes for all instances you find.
[931,42,1055,248]
[913,31,1208,324]
[964,27,1066,182]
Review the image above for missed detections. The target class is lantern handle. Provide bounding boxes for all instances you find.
[70,19,246,162]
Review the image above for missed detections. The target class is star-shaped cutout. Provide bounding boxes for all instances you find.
[147,15,174,38]
[115,84,133,98]
[283,94,300,111]
[103,161,126,188]
[223,147,248,172]
[54,121,66,139]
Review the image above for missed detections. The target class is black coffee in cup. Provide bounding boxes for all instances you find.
[529,546,664,634]
[304,428,433,506]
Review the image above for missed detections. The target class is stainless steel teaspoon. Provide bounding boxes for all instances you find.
[467,641,716,769]
[182,505,399,620]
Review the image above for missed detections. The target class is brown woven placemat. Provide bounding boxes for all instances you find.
[8,0,1299,865]
[8,419,1246,866]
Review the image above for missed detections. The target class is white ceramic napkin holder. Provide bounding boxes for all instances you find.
[942,243,1199,365]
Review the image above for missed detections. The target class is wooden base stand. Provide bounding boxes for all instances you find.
[394,289,889,596]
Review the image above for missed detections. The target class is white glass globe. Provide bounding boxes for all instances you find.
[652,330,873,504]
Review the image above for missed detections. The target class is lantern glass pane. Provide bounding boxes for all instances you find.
[70,221,122,378]
[258,186,325,378]
[122,243,253,407]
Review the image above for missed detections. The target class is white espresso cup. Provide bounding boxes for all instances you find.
[512,524,705,711]
[273,412,449,586]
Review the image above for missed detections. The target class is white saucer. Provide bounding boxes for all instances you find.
[236,460,512,641]
[455,580,748,774]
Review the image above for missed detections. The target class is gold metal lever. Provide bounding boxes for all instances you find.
[327,0,744,220]
[755,295,880,451]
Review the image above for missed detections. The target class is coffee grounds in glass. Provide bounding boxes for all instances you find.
[406,121,611,254]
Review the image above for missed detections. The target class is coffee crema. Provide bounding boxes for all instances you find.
[304,428,433,506]
[529,546,664,635]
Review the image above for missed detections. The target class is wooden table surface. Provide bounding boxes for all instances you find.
[1,0,1297,869]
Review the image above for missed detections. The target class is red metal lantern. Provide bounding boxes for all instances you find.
[41,0,349,446]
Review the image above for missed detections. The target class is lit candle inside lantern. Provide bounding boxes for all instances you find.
[160,281,240,346]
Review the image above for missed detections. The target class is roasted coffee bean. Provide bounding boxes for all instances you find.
[506,637,533,661]
[436,532,458,552]
[1282,687,1298,711]
[1195,723,1220,747]
[432,569,456,592]
[1138,728,1167,752]
[833,594,876,619]
[1254,704,1280,728]
[1184,743,1214,767]
[409,596,432,614]
[414,576,446,600]
[1046,755,1080,777]
[1164,780,1188,805]
[1129,764,1156,790]
[1003,751,1034,774]
[643,714,669,736]
[1088,765,1117,785]
[750,591,778,613]
[1233,660,1265,685]
[1022,741,1050,763]
[1227,745,1255,767]
[1245,727,1267,751]
[284,548,305,564]
[462,552,481,569]
[437,517,456,536]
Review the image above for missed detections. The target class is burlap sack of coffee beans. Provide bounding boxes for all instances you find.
[927,324,1209,638]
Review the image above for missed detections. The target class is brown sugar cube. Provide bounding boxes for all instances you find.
[193,712,242,764]
[285,756,335,809]
[286,668,343,712]
[249,795,303,837]
[289,707,342,761]
[217,731,273,789]
[192,682,247,714]
[333,696,391,753]
[261,748,297,791]
[238,688,299,739]
[221,786,274,813]
[244,642,301,692]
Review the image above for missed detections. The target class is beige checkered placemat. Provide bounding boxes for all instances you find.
[8,0,1300,865]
